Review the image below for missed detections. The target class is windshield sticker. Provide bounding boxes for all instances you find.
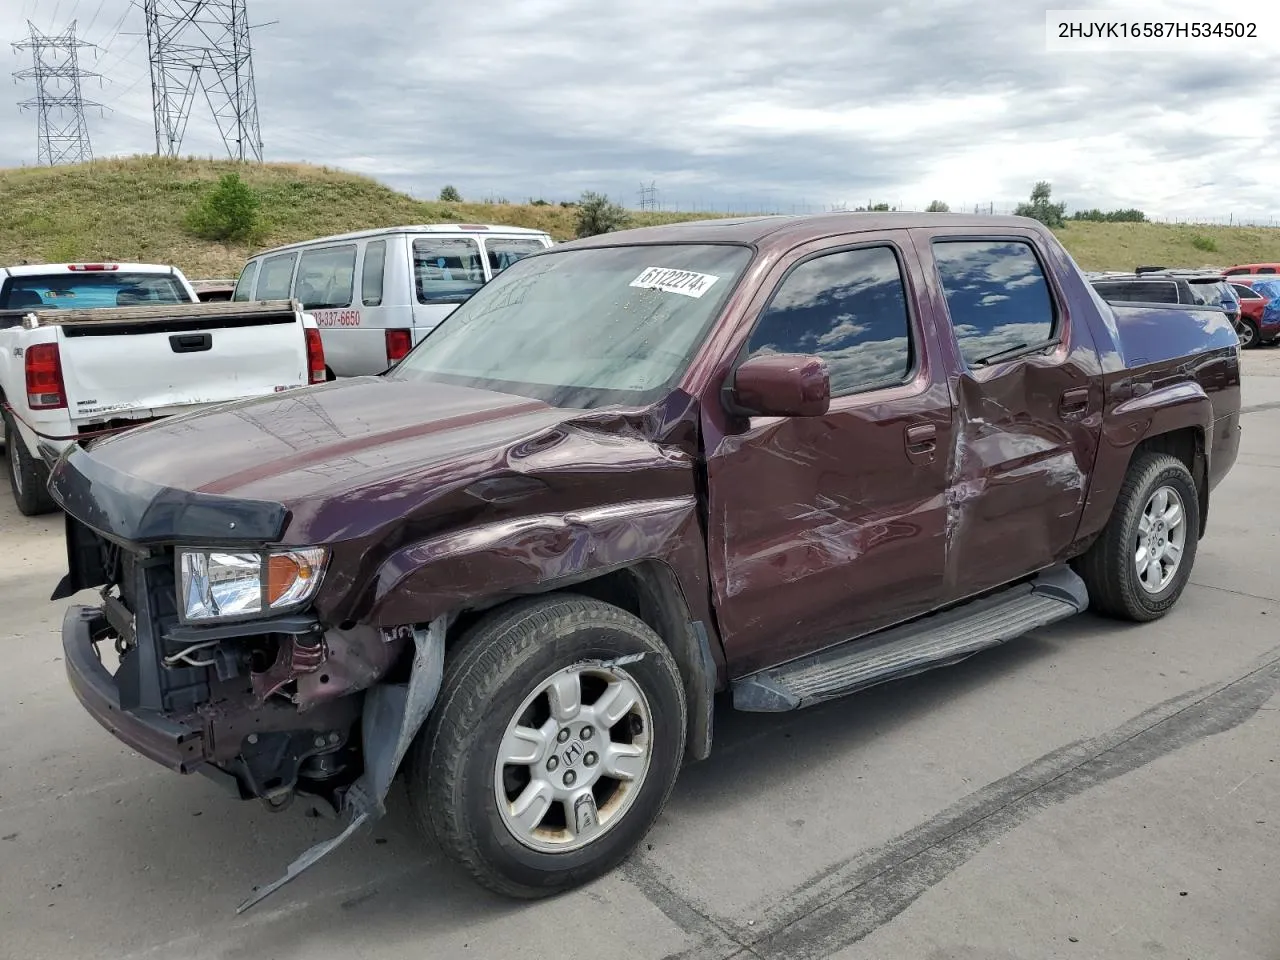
[629,267,720,299]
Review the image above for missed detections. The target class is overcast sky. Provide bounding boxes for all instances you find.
[3,0,1277,220]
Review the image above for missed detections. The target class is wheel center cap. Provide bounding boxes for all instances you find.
[561,740,585,768]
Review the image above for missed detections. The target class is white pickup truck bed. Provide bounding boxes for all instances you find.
[1,263,323,516]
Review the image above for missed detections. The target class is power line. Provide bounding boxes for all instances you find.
[12,19,103,165]
[143,0,264,161]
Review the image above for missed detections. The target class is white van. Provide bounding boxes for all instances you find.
[232,224,554,377]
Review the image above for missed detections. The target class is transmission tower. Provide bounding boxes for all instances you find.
[12,21,101,166]
[638,181,658,211]
[144,0,263,161]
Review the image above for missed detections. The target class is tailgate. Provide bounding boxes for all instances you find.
[46,301,307,421]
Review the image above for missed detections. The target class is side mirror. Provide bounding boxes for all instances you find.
[725,353,830,418]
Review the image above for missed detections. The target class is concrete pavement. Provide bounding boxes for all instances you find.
[2,351,1279,960]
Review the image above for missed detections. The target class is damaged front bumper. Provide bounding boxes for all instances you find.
[63,604,206,772]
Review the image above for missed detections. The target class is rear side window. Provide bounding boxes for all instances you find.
[258,253,297,300]
[1230,283,1262,300]
[294,245,356,310]
[1092,280,1179,304]
[746,245,913,396]
[486,238,548,275]
[232,261,258,301]
[361,240,386,307]
[1260,267,1277,274]
[1224,267,1248,276]
[932,240,1056,366]
[413,237,486,303]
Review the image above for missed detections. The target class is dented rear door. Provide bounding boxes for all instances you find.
[910,228,1104,601]
[702,231,955,677]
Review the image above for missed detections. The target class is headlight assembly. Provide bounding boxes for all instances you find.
[178,547,328,623]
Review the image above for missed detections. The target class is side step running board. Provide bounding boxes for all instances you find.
[731,566,1089,712]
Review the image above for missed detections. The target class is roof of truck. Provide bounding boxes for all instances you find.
[554,212,1051,251]
[2,262,182,277]
[251,223,553,257]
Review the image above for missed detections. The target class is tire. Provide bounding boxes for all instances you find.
[1074,452,1199,622]
[1239,319,1260,349]
[4,411,57,517]
[407,594,687,899]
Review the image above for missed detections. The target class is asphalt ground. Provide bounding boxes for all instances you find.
[2,349,1279,960]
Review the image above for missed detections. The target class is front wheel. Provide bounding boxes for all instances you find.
[407,595,687,899]
[1238,319,1260,350]
[1074,452,1199,622]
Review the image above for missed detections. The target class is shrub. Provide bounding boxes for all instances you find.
[1190,234,1218,253]
[575,191,631,238]
[438,185,462,202]
[184,172,260,242]
[1014,181,1066,228]
[925,200,950,213]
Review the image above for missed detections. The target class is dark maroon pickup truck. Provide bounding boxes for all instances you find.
[47,213,1241,909]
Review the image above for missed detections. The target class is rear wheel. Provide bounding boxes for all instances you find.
[1238,319,1259,349]
[407,595,686,899]
[1074,452,1199,622]
[4,411,57,517]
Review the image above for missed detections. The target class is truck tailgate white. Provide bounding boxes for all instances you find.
[45,301,307,421]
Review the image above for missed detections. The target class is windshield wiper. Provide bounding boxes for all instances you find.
[971,337,1062,367]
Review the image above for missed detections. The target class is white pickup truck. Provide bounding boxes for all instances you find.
[0,262,325,516]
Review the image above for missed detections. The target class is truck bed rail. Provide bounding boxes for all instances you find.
[0,298,301,330]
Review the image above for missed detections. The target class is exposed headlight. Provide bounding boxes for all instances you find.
[178,547,328,622]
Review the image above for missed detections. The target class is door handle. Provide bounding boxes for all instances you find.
[1060,387,1090,415]
[905,422,937,453]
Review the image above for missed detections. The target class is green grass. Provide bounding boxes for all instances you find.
[2,156,1278,278]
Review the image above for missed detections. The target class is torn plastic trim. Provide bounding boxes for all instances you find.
[236,615,448,914]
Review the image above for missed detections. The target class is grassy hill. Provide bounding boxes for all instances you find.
[2,156,1278,279]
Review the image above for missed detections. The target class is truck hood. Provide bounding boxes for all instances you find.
[49,377,631,544]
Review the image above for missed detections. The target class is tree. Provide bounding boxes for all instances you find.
[184,172,261,242]
[1014,180,1066,228]
[575,191,631,238]
[438,185,462,202]
[925,200,950,213]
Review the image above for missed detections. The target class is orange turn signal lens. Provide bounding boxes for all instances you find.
[265,548,327,608]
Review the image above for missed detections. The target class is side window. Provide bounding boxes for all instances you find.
[257,253,297,300]
[932,239,1056,366]
[232,261,258,301]
[361,240,386,307]
[294,244,357,310]
[746,245,913,396]
[1260,267,1277,274]
[1232,284,1262,300]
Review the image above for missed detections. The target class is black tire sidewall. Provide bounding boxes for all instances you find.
[1115,460,1199,616]
[425,608,685,894]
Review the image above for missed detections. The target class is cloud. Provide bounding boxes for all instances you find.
[2,0,1276,220]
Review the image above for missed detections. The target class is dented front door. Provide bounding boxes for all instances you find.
[910,229,1104,600]
[702,233,955,677]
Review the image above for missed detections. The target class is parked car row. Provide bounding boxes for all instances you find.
[36,212,1242,912]
[1086,264,1279,349]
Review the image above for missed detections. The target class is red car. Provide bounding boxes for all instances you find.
[1229,279,1280,347]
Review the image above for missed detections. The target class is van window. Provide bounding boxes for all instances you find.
[1092,280,1179,304]
[413,237,486,303]
[232,261,258,301]
[258,253,298,300]
[485,238,548,275]
[294,245,356,310]
[361,240,386,307]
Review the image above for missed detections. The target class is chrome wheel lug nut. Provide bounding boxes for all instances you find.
[547,757,559,772]
[563,770,577,787]
[584,752,597,767]
[581,726,594,740]
[557,728,570,743]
